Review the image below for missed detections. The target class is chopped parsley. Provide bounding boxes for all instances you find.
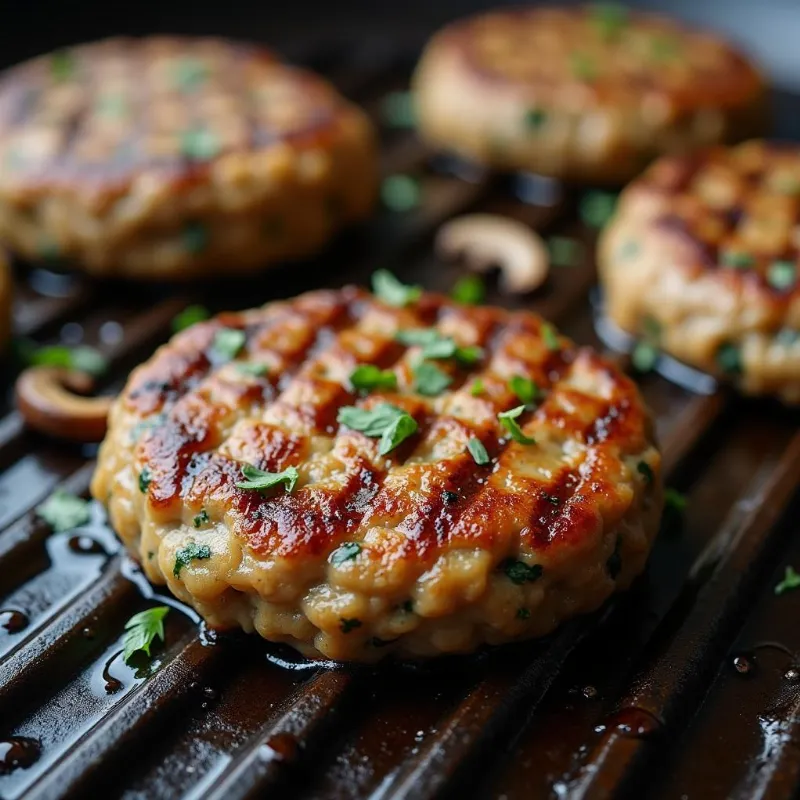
[498,405,536,445]
[637,461,654,484]
[210,328,246,362]
[36,490,91,532]
[579,191,617,229]
[193,509,209,528]
[502,558,543,585]
[443,490,459,504]
[340,618,362,633]
[451,275,486,305]
[767,260,796,291]
[776,328,800,347]
[570,53,596,81]
[122,606,169,664]
[25,344,108,377]
[606,537,622,579]
[139,468,152,493]
[173,57,209,91]
[717,343,742,375]
[470,379,485,397]
[664,488,687,512]
[181,127,220,161]
[381,91,415,128]
[381,174,421,212]
[413,361,452,396]
[541,323,560,352]
[182,222,208,254]
[467,437,490,465]
[173,542,212,576]
[548,236,583,267]
[721,250,754,270]
[236,362,269,378]
[651,35,681,61]
[329,542,362,565]
[172,305,210,332]
[509,375,539,406]
[349,364,398,393]
[337,403,418,455]
[236,463,299,493]
[396,328,483,365]
[632,318,662,373]
[524,108,547,130]
[50,50,76,81]
[590,3,629,39]
[775,566,800,596]
[516,607,531,620]
[371,269,422,307]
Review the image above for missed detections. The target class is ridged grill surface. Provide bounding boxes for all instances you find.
[0,37,799,800]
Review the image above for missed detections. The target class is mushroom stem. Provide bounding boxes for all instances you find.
[15,366,113,442]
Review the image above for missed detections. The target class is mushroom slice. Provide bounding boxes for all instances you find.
[435,213,549,294]
[15,366,113,442]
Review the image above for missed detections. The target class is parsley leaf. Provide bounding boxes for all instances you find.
[470,379,485,397]
[590,2,629,39]
[337,403,418,455]
[381,91,415,128]
[451,275,486,305]
[172,304,210,332]
[637,461,654,484]
[548,236,583,267]
[524,108,547,130]
[516,607,531,620]
[721,250,754,269]
[349,364,398,393]
[501,558,543,585]
[413,361,452,396]
[27,344,108,377]
[767,260,796,292]
[467,437,490,465]
[123,606,169,664]
[664,488,687,512]
[330,542,362,565]
[509,375,539,406]
[236,463,299,493]
[36,490,91,532]
[139,468,152,493]
[371,269,422,307]
[717,343,742,375]
[498,405,536,445]
[579,191,617,228]
[541,323,560,351]
[193,509,209,528]
[236,362,269,378]
[396,328,483,365]
[381,174,421,212]
[775,566,800,596]
[210,328,246,362]
[173,542,212,576]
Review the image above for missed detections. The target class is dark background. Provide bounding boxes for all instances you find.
[3,0,800,89]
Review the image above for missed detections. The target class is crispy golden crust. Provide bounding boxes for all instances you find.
[0,37,377,278]
[413,5,767,183]
[599,140,800,402]
[92,287,662,660]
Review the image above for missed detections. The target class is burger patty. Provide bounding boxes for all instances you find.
[0,37,376,279]
[599,140,800,403]
[413,5,767,183]
[91,283,663,661]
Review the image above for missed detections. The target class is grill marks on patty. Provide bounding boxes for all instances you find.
[128,287,651,568]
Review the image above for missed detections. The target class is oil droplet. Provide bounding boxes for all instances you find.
[733,654,754,676]
[264,732,300,763]
[599,708,662,739]
[0,609,29,634]
[582,685,598,699]
[82,626,96,639]
[102,651,124,694]
[68,536,107,556]
[785,667,800,684]
[0,737,41,775]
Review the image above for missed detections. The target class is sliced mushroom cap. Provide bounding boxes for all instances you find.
[15,366,113,442]
[436,213,549,294]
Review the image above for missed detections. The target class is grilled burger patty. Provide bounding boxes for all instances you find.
[413,5,766,183]
[92,284,663,661]
[0,37,376,279]
[599,140,800,403]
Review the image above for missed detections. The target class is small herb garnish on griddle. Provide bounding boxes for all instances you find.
[767,260,797,292]
[396,328,483,365]
[371,269,422,307]
[509,375,539,406]
[579,191,617,229]
[632,316,662,374]
[590,3,629,39]
[413,361,452,396]
[721,250,754,270]
[516,608,531,620]
[467,437,490,465]
[502,559,543,585]
[25,344,108,377]
[236,362,269,378]
[236,464,299,493]
[664,488,687,512]
[524,108,547,131]
[211,328,246,362]
[716,343,742,375]
[173,542,211,577]
[349,364,398,393]
[122,606,169,664]
[541,323,560,352]
[139,468,152,493]
[36,490,91,532]
[775,566,800,595]
[548,236,583,267]
[330,542,362,565]
[470,379,485,397]
[451,275,486,305]
[381,174,421,212]
[498,405,536,445]
[337,403,418,456]
[381,91,415,128]
[636,461,654,484]
[172,304,210,332]
[182,221,209,254]
[193,510,209,528]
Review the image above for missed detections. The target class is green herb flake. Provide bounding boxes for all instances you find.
[548,236,583,267]
[498,405,536,445]
[236,463,299,493]
[172,304,210,332]
[579,191,617,229]
[524,107,547,131]
[173,57,209,92]
[396,328,483,365]
[767,260,797,292]
[371,269,422,307]
[590,3,629,39]
[236,362,269,378]
[637,461,654,484]
[381,91,415,128]
[123,606,169,664]
[606,537,622,579]
[451,274,486,305]
[350,364,398,393]
[570,53,596,81]
[330,542,362,566]
[27,344,108,377]
[181,128,220,161]
[717,343,742,375]
[340,618,362,633]
[721,250,754,270]
[502,558,543,585]
[467,437,490,465]
[337,403,419,456]
[413,361,452,396]
[769,174,800,196]
[470,379,485,397]
[381,174,421,212]
[541,323,561,352]
[173,541,212,577]
[775,565,800,596]
[139,468,152,494]
[50,50,76,81]
[193,509,209,528]
[182,222,209,254]
[516,607,531,620]
[36,490,91,532]
[664,488,687,512]
[632,341,659,373]
[651,35,681,61]
[509,375,539,406]
[776,328,800,347]
[210,328,246,362]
